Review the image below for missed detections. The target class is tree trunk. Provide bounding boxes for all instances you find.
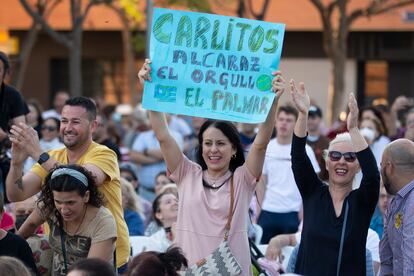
[12,23,39,90]
[119,11,137,105]
[70,28,82,97]
[329,50,347,125]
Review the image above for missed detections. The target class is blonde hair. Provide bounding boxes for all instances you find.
[0,256,31,276]
[324,132,360,188]
[120,178,144,218]
[322,132,352,160]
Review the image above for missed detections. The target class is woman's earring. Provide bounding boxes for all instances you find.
[232,154,236,159]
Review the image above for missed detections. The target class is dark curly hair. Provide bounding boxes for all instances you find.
[196,120,245,172]
[38,164,104,226]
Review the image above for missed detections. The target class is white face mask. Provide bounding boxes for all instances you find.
[360,127,375,142]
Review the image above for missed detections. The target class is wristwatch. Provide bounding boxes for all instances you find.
[38,152,50,165]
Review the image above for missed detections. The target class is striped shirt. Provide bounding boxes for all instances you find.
[379,179,414,275]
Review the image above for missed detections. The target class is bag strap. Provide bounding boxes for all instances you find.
[59,224,69,274]
[336,200,349,276]
[224,176,234,241]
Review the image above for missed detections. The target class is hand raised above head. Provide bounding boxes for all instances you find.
[137,58,152,84]
[347,92,359,131]
[271,71,286,97]
[290,79,310,114]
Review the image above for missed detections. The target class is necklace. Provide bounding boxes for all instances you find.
[64,205,88,235]
[202,174,233,189]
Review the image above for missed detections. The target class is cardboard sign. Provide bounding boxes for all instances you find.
[143,8,285,123]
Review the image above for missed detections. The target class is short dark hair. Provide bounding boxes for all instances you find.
[359,106,388,136]
[68,258,115,276]
[38,164,104,222]
[65,97,97,121]
[127,247,188,276]
[119,163,138,181]
[196,120,245,172]
[277,105,298,120]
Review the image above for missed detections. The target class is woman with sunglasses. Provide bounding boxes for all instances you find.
[39,117,64,151]
[289,81,379,275]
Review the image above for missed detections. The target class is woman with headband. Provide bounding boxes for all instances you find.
[18,164,117,276]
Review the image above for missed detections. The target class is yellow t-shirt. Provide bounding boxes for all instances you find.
[31,142,130,268]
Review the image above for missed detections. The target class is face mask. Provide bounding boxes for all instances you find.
[360,127,375,142]
[111,112,122,123]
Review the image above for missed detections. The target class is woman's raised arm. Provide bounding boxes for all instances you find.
[246,71,285,178]
[290,80,310,138]
[347,93,368,152]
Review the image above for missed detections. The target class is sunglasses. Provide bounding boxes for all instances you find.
[328,151,357,162]
[41,126,57,132]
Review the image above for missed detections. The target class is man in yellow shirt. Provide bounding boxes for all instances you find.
[6,97,130,272]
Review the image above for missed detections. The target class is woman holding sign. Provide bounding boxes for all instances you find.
[138,59,285,275]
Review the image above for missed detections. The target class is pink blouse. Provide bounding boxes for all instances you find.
[169,155,257,276]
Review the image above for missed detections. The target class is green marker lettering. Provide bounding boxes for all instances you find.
[236,23,251,51]
[248,26,264,52]
[194,17,210,49]
[211,20,224,50]
[175,15,192,47]
[153,13,173,44]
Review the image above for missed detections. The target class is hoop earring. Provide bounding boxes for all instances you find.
[232,154,236,159]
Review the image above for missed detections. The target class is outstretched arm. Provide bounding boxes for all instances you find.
[291,80,310,138]
[290,80,321,196]
[246,71,285,178]
[138,59,183,173]
[266,233,297,261]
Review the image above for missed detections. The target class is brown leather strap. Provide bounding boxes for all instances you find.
[224,176,234,241]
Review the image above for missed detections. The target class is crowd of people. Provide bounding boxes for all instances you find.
[0,48,413,276]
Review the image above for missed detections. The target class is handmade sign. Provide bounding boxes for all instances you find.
[143,8,285,123]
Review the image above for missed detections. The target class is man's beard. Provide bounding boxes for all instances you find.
[382,167,394,195]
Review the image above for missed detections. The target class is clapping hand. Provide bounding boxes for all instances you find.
[290,79,310,114]
[138,59,152,84]
[347,93,359,131]
[9,123,42,162]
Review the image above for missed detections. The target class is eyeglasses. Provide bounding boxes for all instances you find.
[41,126,57,132]
[328,151,357,162]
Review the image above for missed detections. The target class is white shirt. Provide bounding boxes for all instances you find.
[366,228,380,263]
[371,135,390,168]
[150,228,172,252]
[131,130,183,189]
[168,115,192,138]
[262,138,320,213]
